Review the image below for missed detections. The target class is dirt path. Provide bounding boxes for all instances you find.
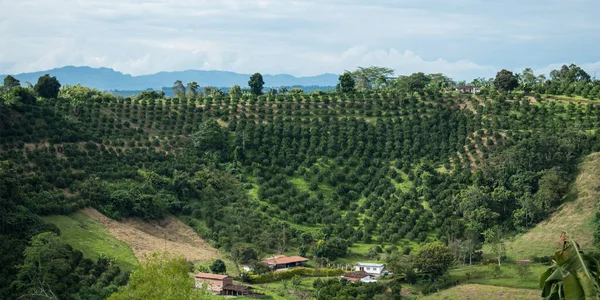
[82,207,220,262]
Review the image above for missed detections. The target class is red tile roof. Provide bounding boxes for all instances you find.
[194,272,229,280]
[262,255,309,265]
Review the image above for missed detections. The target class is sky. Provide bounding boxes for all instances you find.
[1,0,599,80]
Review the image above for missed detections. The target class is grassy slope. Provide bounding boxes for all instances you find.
[421,284,539,300]
[44,212,139,271]
[505,152,600,258]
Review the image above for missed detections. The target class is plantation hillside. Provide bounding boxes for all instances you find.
[2,66,600,299]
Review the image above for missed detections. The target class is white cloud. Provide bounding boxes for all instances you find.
[0,0,599,80]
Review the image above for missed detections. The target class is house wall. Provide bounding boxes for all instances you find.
[195,278,231,293]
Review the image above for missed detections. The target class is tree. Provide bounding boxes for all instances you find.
[413,242,454,279]
[231,245,258,264]
[34,74,61,99]
[173,80,186,99]
[2,75,20,90]
[337,72,355,94]
[210,259,226,274]
[494,69,519,92]
[404,72,431,92]
[192,119,227,152]
[483,226,506,266]
[351,66,394,89]
[248,73,264,96]
[229,85,242,97]
[109,252,208,300]
[186,82,199,99]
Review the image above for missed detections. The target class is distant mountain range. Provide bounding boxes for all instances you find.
[0,66,339,91]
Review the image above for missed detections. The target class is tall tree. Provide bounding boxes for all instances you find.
[34,74,61,99]
[173,80,186,99]
[494,69,519,92]
[2,75,20,90]
[186,81,199,99]
[351,66,394,89]
[248,73,264,96]
[336,72,356,94]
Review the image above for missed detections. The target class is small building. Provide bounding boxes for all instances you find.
[455,86,481,94]
[262,255,309,270]
[341,270,377,283]
[353,263,386,277]
[194,273,232,294]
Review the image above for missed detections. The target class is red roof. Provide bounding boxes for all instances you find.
[262,255,309,265]
[194,272,229,280]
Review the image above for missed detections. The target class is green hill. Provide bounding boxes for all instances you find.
[44,211,139,270]
[506,152,600,258]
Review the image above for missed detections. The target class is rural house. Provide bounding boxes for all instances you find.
[455,85,481,94]
[262,255,309,270]
[194,273,232,294]
[194,273,255,297]
[353,263,386,277]
[341,270,377,283]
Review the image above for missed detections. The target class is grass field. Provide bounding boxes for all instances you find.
[421,284,539,300]
[44,211,139,270]
[448,264,548,289]
[505,152,600,257]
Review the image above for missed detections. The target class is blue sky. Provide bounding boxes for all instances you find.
[1,0,599,80]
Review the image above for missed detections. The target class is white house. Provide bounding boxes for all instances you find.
[455,85,481,94]
[353,263,386,276]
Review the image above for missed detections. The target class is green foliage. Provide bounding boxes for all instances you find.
[494,69,519,92]
[540,235,600,300]
[209,259,226,274]
[312,278,389,300]
[248,73,265,96]
[192,119,228,153]
[2,75,20,90]
[14,232,128,300]
[109,252,209,300]
[337,72,356,93]
[230,244,258,264]
[34,74,61,99]
[248,267,344,284]
[413,242,454,279]
[513,263,532,280]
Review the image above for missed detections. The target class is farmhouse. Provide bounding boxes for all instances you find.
[353,263,386,277]
[194,272,255,296]
[262,255,309,270]
[194,273,232,294]
[455,85,481,94]
[341,270,377,283]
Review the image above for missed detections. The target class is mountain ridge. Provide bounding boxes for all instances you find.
[0,66,339,91]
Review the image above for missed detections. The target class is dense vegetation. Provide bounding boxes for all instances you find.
[1,64,599,298]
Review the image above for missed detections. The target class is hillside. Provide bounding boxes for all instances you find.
[81,208,221,262]
[506,152,600,257]
[421,284,539,300]
[44,211,140,270]
[0,66,339,90]
[1,80,600,299]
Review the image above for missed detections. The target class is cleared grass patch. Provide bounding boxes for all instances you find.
[421,284,539,300]
[44,212,139,271]
[448,264,548,289]
[505,152,600,257]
